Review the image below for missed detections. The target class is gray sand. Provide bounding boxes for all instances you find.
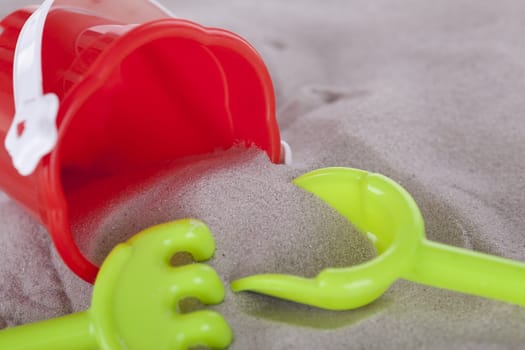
[2,0,525,349]
[72,148,376,278]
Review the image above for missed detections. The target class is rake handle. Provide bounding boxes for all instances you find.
[0,311,96,350]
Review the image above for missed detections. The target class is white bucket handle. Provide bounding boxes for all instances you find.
[5,0,59,176]
[148,0,175,17]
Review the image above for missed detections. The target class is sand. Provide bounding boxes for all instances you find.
[72,149,376,275]
[1,0,525,349]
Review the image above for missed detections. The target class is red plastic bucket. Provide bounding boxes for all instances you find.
[0,4,281,283]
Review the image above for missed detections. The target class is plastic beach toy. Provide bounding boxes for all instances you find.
[0,0,282,283]
[0,219,233,350]
[232,167,525,310]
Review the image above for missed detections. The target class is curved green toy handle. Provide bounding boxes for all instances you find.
[232,167,525,310]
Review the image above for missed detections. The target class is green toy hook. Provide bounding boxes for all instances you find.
[231,167,525,310]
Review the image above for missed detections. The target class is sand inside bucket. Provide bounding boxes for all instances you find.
[72,147,376,279]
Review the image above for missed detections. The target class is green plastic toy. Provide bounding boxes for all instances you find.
[0,219,233,350]
[232,167,525,310]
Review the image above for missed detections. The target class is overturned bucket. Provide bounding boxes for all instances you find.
[0,0,281,283]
